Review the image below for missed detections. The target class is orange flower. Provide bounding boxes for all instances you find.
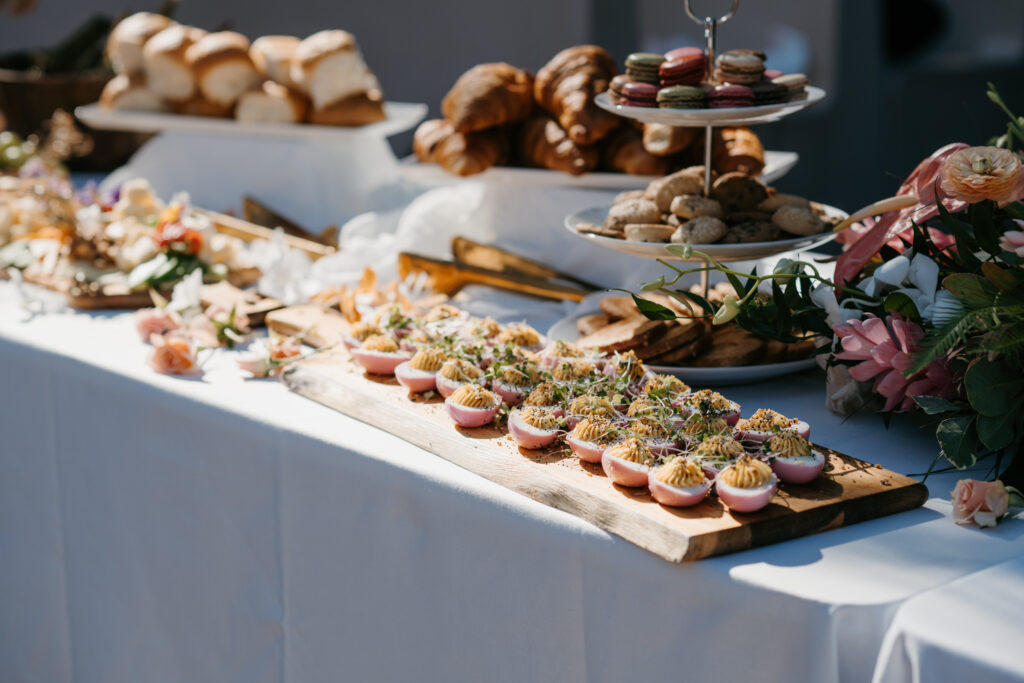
[940,146,1024,207]
[148,332,200,375]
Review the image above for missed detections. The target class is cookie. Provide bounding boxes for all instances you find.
[750,81,788,105]
[624,223,675,243]
[613,189,646,204]
[758,193,809,212]
[576,222,624,238]
[773,73,808,101]
[665,213,683,227]
[621,81,659,108]
[606,198,660,228]
[670,194,723,219]
[645,166,706,211]
[671,216,728,244]
[711,172,769,212]
[721,220,779,243]
[665,46,705,62]
[772,205,827,236]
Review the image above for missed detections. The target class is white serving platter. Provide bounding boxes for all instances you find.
[564,205,843,263]
[76,101,428,140]
[547,311,819,386]
[594,86,826,127]
[397,150,798,190]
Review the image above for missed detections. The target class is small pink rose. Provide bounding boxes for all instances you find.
[135,308,183,343]
[236,355,270,378]
[148,332,200,376]
[952,479,1010,528]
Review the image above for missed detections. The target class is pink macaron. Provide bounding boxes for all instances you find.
[708,84,754,108]
[621,81,660,108]
[659,53,706,86]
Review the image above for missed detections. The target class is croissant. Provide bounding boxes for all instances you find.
[604,126,673,176]
[441,63,534,133]
[642,123,700,157]
[414,118,506,176]
[518,115,599,176]
[534,45,620,146]
[712,127,765,176]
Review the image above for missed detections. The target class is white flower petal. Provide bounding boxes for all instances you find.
[874,255,911,287]
[908,254,939,295]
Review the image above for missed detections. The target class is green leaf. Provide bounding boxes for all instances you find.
[943,273,995,308]
[934,190,982,270]
[883,291,921,321]
[906,307,976,375]
[913,395,960,415]
[936,415,978,469]
[630,294,678,321]
[965,358,1024,416]
[976,410,1018,451]
[981,262,1018,291]
[969,200,1002,255]
[980,322,1024,355]
[667,288,712,315]
[665,244,692,259]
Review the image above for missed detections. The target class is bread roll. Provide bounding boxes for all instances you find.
[185,32,261,107]
[308,90,386,126]
[292,30,381,109]
[236,81,309,124]
[106,12,172,76]
[250,35,302,91]
[604,126,672,176]
[143,24,206,103]
[99,74,169,112]
[175,95,234,118]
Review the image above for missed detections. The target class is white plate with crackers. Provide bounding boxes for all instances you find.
[548,294,819,386]
[594,87,826,127]
[564,205,842,262]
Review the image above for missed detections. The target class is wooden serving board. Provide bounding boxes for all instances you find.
[282,350,928,563]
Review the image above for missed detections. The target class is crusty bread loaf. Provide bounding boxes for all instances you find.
[143,24,206,103]
[185,32,260,107]
[106,12,172,76]
[236,81,309,124]
[308,89,386,126]
[250,35,302,91]
[99,74,169,112]
[292,30,381,109]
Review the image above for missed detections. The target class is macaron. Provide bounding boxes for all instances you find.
[714,50,765,84]
[657,85,706,109]
[665,46,705,62]
[763,69,783,80]
[621,81,660,107]
[625,52,666,84]
[773,73,809,101]
[708,84,754,108]
[750,81,789,105]
[608,74,632,104]
[660,53,706,86]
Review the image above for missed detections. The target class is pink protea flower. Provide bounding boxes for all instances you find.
[832,312,958,412]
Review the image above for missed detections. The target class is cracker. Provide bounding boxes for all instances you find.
[634,318,706,359]
[576,316,666,352]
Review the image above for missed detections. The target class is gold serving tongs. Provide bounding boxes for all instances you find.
[397,237,602,302]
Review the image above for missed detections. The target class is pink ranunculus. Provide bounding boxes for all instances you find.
[148,332,200,376]
[135,308,183,343]
[952,479,1010,528]
[1000,223,1024,257]
[832,311,958,412]
[188,314,220,348]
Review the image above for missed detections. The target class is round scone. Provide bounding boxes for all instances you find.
[99,74,169,112]
[670,194,723,219]
[143,24,207,103]
[712,172,769,212]
[759,192,810,212]
[721,221,779,243]
[106,12,173,76]
[772,206,827,236]
[250,35,302,91]
[605,198,660,229]
[671,216,728,244]
[624,224,675,243]
[645,166,706,212]
[186,32,261,107]
[236,81,309,124]
[292,30,380,109]
[613,189,646,204]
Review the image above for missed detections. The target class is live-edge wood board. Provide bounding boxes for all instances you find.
[282,350,928,563]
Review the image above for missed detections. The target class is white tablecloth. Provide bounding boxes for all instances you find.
[1,282,1022,683]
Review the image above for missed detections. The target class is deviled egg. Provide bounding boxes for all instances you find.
[716,455,778,513]
[736,408,810,443]
[349,335,410,375]
[767,432,825,484]
[566,417,616,463]
[508,405,561,449]
[394,347,447,393]
[601,437,654,487]
[445,384,502,428]
[648,457,712,507]
[436,358,484,398]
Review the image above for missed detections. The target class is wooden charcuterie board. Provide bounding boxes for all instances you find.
[282,347,928,563]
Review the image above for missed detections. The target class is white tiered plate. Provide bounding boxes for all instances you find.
[564,205,842,262]
[547,311,819,386]
[397,150,798,189]
[76,101,428,140]
[594,86,826,127]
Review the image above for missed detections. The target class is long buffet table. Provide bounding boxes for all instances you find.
[1,281,1022,683]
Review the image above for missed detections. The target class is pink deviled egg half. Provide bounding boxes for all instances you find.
[445,384,502,428]
[491,360,542,407]
[715,455,778,513]
[394,347,447,393]
[767,432,825,484]
[648,457,712,507]
[343,320,384,350]
[495,322,545,352]
[736,408,810,443]
[349,334,410,375]
[435,359,485,398]
[507,406,561,449]
[601,437,654,488]
[681,389,742,426]
[566,417,616,463]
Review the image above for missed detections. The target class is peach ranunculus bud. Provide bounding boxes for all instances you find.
[940,146,1024,207]
[135,308,183,343]
[951,478,1010,528]
[148,332,201,376]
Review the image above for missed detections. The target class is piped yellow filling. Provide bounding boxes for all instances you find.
[769,432,812,459]
[719,455,773,489]
[655,458,705,488]
[409,347,445,371]
[450,384,497,409]
[361,335,398,352]
[606,438,653,465]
